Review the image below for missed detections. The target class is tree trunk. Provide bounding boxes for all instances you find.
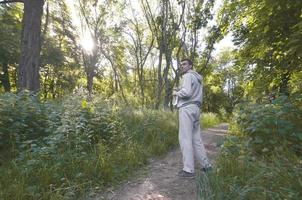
[42,66,51,99]
[86,67,94,97]
[155,49,163,109]
[17,0,44,92]
[139,68,145,107]
[163,77,171,110]
[163,52,171,110]
[191,28,198,63]
[155,0,168,109]
[0,62,11,92]
[83,48,97,99]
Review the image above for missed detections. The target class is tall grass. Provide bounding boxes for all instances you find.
[198,151,302,200]
[0,92,221,199]
[198,94,302,200]
[0,92,177,199]
[201,113,221,129]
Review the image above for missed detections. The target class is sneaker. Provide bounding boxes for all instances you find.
[177,170,195,178]
[201,166,213,173]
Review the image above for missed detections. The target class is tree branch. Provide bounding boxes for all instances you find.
[0,0,23,4]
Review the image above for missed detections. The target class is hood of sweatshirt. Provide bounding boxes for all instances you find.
[187,70,202,83]
[175,69,203,108]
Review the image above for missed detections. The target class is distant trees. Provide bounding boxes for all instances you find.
[0,0,229,109]
[1,0,300,111]
[0,4,22,92]
[222,0,302,99]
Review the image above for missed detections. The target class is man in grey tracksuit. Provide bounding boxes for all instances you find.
[173,58,211,177]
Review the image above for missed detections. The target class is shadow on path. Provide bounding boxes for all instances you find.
[91,123,228,200]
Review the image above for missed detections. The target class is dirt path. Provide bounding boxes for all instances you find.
[92,123,228,200]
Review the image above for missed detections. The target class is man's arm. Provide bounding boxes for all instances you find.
[175,73,193,98]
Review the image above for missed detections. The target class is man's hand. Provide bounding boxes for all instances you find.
[172,88,179,96]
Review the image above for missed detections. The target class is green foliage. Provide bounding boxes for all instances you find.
[0,4,22,92]
[232,94,302,155]
[0,91,60,158]
[198,94,302,199]
[0,92,179,199]
[119,108,178,155]
[222,0,302,97]
[198,150,302,200]
[203,72,230,114]
[201,49,245,117]
[201,113,221,129]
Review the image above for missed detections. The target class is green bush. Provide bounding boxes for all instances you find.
[198,94,302,200]
[198,150,302,200]
[0,91,220,199]
[119,108,178,155]
[0,93,179,199]
[232,94,302,155]
[201,113,221,129]
[0,91,61,159]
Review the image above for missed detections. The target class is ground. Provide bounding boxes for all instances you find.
[90,123,228,200]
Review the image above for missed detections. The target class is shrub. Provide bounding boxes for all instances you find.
[1,91,219,199]
[198,94,302,200]
[198,148,302,200]
[0,91,61,159]
[201,113,221,129]
[0,93,178,199]
[232,94,302,155]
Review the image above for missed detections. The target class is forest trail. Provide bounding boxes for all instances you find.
[92,123,228,200]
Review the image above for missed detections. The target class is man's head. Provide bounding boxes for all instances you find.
[180,58,193,75]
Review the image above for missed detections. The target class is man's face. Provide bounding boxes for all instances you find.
[180,60,191,74]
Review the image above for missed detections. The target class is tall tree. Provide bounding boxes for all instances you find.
[142,0,186,109]
[125,2,155,107]
[39,0,81,98]
[222,0,302,97]
[0,0,45,92]
[77,0,113,97]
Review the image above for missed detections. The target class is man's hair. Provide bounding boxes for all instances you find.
[181,58,193,66]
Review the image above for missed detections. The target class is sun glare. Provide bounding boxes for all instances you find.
[80,33,95,53]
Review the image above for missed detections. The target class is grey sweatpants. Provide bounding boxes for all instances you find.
[179,104,210,173]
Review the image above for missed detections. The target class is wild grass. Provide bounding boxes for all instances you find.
[198,95,302,200]
[198,150,302,200]
[201,113,221,129]
[0,92,221,199]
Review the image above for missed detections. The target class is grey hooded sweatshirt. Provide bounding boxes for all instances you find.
[175,70,203,108]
